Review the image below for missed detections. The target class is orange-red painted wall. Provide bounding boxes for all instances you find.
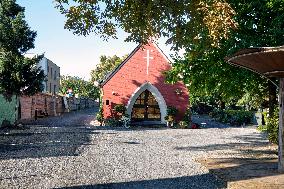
[102,42,189,121]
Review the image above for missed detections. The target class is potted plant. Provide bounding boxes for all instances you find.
[165,106,178,127]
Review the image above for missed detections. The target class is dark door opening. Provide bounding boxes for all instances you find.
[131,90,161,121]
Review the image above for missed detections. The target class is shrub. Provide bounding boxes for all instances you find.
[257,125,267,132]
[96,108,104,126]
[104,118,120,127]
[114,104,126,114]
[209,109,254,126]
[167,106,178,116]
[262,111,268,125]
[192,103,214,114]
[224,110,254,125]
[183,107,192,124]
[178,121,188,129]
[266,107,279,144]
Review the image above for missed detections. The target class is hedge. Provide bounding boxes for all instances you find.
[209,109,254,126]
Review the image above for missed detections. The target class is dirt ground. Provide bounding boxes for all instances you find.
[198,143,284,189]
[191,114,284,189]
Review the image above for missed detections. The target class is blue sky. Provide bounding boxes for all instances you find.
[16,0,173,81]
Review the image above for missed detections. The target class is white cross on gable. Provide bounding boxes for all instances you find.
[143,49,153,75]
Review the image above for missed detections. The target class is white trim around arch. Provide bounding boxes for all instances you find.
[126,82,167,123]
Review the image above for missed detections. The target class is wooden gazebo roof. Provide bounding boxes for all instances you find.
[226,46,284,77]
[226,45,284,172]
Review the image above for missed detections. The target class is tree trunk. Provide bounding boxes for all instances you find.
[269,78,277,116]
[220,101,225,110]
[278,78,284,172]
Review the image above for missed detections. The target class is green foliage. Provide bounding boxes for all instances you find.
[209,109,254,126]
[167,106,178,116]
[257,125,267,132]
[178,121,188,129]
[165,0,283,110]
[266,107,279,144]
[0,50,45,98]
[0,0,44,99]
[104,118,120,127]
[0,0,37,54]
[113,104,126,114]
[262,111,269,125]
[96,107,104,125]
[90,55,127,83]
[192,102,214,115]
[165,106,179,124]
[54,0,237,49]
[60,75,100,99]
[183,107,192,124]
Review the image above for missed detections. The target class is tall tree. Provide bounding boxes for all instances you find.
[60,75,100,99]
[90,55,126,83]
[54,0,237,49]
[166,0,283,110]
[0,0,45,99]
[55,0,283,111]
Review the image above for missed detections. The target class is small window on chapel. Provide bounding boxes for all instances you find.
[106,100,110,105]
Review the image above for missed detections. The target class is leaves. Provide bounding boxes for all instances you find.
[165,0,283,109]
[0,51,45,96]
[54,0,237,49]
[0,0,44,98]
[59,75,100,99]
[90,54,127,83]
[0,0,36,54]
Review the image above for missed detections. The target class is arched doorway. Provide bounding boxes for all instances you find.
[131,90,161,121]
[126,82,167,123]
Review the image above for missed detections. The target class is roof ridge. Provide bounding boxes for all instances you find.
[100,41,170,87]
[100,43,142,86]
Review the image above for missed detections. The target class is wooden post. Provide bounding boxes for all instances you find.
[279,78,284,172]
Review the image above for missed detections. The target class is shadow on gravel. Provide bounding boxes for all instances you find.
[0,108,100,160]
[234,133,269,144]
[0,126,100,160]
[198,157,281,187]
[174,132,276,156]
[55,174,226,189]
[208,158,279,180]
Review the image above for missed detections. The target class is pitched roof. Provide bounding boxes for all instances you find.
[100,42,171,87]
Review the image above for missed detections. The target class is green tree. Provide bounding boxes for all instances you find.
[90,55,126,83]
[60,75,99,99]
[0,0,45,99]
[55,0,283,111]
[166,0,283,110]
[54,0,237,49]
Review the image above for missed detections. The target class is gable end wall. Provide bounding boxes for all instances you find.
[102,43,189,122]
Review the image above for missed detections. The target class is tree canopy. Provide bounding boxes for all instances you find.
[0,0,45,98]
[55,0,284,110]
[60,75,100,99]
[166,0,283,109]
[55,0,237,49]
[90,54,127,83]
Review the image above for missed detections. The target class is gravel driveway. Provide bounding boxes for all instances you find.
[0,109,271,189]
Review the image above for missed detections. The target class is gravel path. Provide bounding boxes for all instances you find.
[0,109,272,189]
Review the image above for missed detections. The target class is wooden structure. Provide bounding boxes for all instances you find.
[226,46,284,172]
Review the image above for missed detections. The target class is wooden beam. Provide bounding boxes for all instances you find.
[279,78,284,172]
